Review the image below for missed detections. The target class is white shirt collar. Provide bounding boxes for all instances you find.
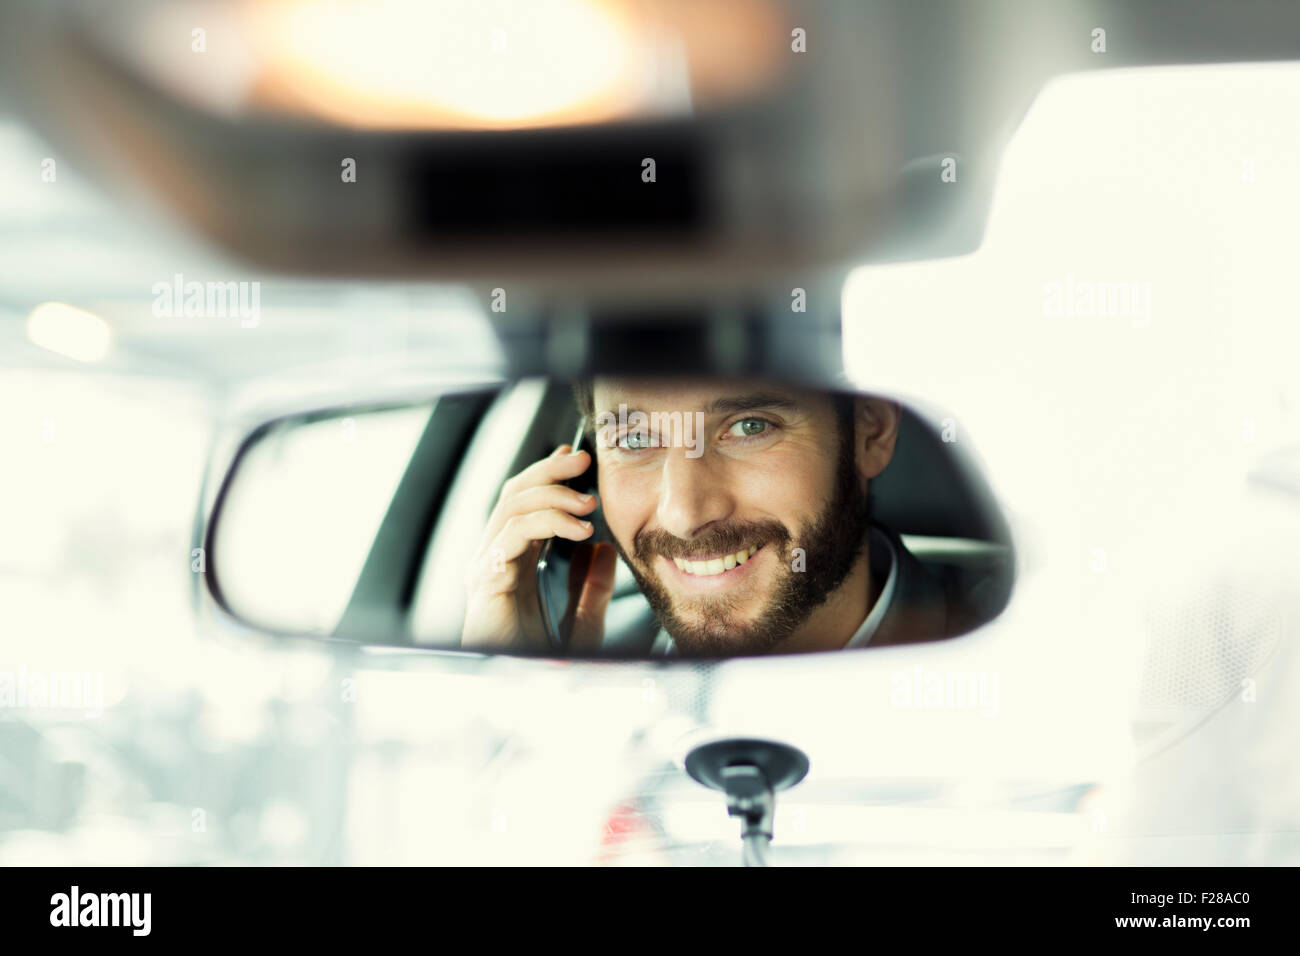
[843,525,898,649]
[651,525,898,655]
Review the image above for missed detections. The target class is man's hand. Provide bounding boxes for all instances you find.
[461,444,618,653]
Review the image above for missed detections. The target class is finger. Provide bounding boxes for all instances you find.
[496,447,592,506]
[484,448,594,542]
[568,542,619,654]
[473,509,595,596]
[483,483,597,546]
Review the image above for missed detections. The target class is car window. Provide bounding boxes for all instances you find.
[212,404,434,635]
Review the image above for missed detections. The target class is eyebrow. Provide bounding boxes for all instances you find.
[704,392,800,416]
[598,392,801,420]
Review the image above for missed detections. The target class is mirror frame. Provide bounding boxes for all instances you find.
[195,377,1017,661]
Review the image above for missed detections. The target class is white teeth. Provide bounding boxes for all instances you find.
[675,545,760,576]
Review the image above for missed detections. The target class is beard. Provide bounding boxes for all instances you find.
[610,433,872,657]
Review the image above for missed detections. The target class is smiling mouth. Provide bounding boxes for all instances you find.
[670,544,764,577]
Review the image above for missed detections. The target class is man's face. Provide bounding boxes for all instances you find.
[591,378,872,656]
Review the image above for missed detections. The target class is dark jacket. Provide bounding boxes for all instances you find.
[869,522,1014,647]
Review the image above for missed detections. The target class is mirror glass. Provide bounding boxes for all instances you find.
[210,402,437,635]
[207,377,1015,657]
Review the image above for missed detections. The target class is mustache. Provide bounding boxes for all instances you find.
[633,520,791,564]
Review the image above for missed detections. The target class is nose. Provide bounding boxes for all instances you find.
[654,447,733,540]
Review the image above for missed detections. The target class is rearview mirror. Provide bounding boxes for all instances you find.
[202,376,1014,658]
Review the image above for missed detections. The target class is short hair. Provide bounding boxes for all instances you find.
[571,377,596,431]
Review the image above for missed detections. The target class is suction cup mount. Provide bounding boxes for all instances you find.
[684,737,810,867]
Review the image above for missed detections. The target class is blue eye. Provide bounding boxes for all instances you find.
[618,431,653,451]
[728,418,770,438]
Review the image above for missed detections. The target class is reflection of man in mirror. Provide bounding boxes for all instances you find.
[462,377,999,657]
[584,377,965,657]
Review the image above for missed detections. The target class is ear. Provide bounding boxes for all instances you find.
[853,396,902,482]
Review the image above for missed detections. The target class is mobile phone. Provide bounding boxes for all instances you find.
[536,418,601,650]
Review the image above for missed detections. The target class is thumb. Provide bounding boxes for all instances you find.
[565,542,618,654]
